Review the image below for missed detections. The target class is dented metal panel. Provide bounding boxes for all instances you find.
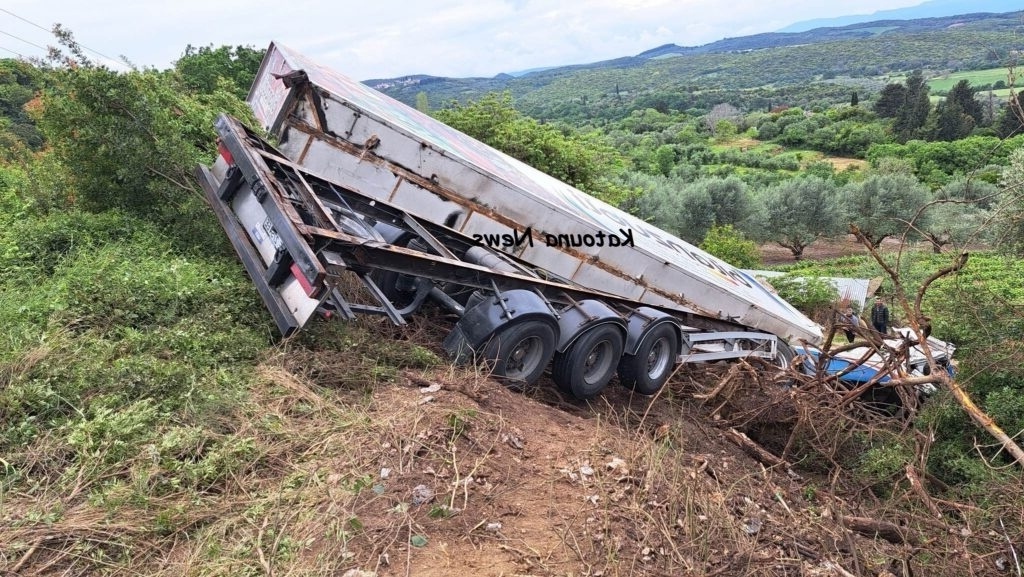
[248,42,824,345]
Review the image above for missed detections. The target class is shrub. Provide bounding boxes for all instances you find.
[767,275,838,321]
[701,224,761,268]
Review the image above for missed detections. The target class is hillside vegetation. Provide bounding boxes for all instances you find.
[377,10,1024,122]
[1,18,1024,576]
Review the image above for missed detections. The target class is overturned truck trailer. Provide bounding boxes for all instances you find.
[197,42,825,399]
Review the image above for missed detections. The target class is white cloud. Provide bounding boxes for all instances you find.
[0,0,963,80]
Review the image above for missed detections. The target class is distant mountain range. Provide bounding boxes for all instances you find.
[632,10,1021,61]
[778,0,1022,33]
[368,8,1024,119]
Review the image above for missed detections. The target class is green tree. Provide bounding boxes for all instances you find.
[632,175,748,244]
[933,98,975,141]
[937,175,1000,209]
[996,94,1023,138]
[874,83,906,118]
[0,58,44,151]
[919,201,988,253]
[415,91,429,113]
[714,119,738,142]
[766,275,839,320]
[34,33,255,245]
[946,79,984,126]
[842,172,933,247]
[703,176,751,226]
[700,224,761,268]
[653,144,676,177]
[932,80,982,141]
[894,71,931,142]
[993,148,1024,255]
[174,44,265,99]
[748,176,843,260]
[434,93,628,204]
[634,177,708,243]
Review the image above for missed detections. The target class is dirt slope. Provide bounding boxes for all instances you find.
[235,356,916,577]
[4,318,1002,576]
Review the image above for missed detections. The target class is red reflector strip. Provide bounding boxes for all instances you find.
[290,263,316,297]
[218,141,234,165]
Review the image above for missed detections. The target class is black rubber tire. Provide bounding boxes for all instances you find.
[617,324,679,395]
[482,320,557,387]
[371,269,420,308]
[552,324,625,399]
[369,235,421,309]
[773,341,798,387]
[774,341,796,370]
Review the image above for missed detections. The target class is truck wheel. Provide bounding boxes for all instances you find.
[774,341,796,370]
[618,324,678,395]
[371,269,420,308]
[553,325,625,399]
[483,320,556,387]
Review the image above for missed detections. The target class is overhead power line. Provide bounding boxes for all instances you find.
[0,7,48,32]
[0,28,49,53]
[0,7,126,68]
[0,44,28,58]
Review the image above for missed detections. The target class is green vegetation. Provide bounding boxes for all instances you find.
[433,92,631,204]
[749,176,843,260]
[776,249,1024,488]
[3,11,1024,573]
[929,67,1013,94]
[700,224,761,268]
[380,11,1024,124]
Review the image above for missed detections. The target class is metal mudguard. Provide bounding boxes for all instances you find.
[442,289,559,363]
[622,306,683,356]
[554,299,627,353]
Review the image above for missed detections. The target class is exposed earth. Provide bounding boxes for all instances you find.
[203,316,996,577]
[4,241,1006,577]
[758,235,902,266]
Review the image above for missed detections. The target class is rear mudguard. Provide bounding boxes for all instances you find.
[621,306,683,357]
[554,299,627,353]
[443,289,558,363]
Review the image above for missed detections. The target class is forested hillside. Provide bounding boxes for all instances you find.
[377,10,1024,122]
[1,17,1024,576]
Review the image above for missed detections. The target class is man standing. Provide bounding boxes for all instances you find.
[871,299,890,335]
[839,306,860,343]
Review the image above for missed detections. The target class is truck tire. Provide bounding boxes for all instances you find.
[369,234,420,308]
[617,323,679,395]
[774,341,796,370]
[483,320,557,387]
[552,324,625,399]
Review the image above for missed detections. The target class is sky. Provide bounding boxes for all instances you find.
[0,0,942,81]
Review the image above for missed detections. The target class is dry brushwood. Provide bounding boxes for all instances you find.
[851,225,1024,471]
[725,427,789,468]
[840,515,920,546]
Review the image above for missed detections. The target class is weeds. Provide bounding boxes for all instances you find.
[2,209,1022,575]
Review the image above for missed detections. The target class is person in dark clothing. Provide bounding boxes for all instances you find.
[871,300,890,335]
[917,314,932,339]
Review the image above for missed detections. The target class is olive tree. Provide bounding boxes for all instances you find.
[842,173,933,248]
[992,148,1024,255]
[634,175,751,244]
[747,176,843,260]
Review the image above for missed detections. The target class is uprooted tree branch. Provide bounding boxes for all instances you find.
[849,224,1024,470]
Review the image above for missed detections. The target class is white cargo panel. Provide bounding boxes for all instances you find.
[248,42,823,345]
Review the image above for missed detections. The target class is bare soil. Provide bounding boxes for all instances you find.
[320,365,906,577]
[4,318,1006,576]
[759,235,913,265]
[3,250,1007,577]
[759,236,863,265]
